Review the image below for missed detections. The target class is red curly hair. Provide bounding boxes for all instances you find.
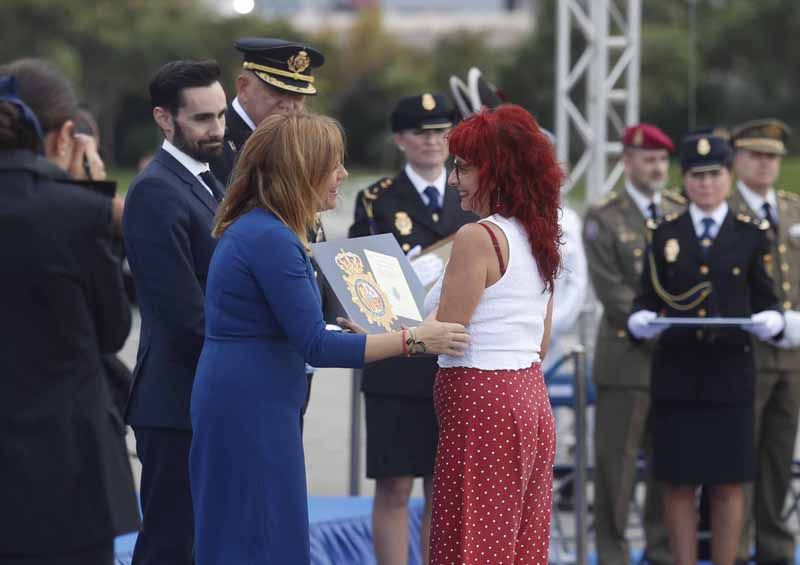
[448,104,563,292]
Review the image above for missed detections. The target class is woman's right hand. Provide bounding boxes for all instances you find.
[413,320,469,357]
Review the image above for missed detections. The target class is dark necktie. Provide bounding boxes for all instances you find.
[699,217,715,253]
[647,202,658,221]
[199,170,223,202]
[423,186,441,216]
[762,202,778,233]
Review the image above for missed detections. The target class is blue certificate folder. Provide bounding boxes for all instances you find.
[311,234,428,334]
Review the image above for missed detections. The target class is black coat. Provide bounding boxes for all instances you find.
[349,170,476,398]
[634,210,778,405]
[123,148,221,430]
[0,150,139,554]
[210,104,252,187]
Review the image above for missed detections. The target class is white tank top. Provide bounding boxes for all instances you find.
[424,214,550,370]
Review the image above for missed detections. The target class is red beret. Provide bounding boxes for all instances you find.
[623,123,674,153]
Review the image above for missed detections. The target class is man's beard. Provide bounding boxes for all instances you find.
[639,176,667,193]
[645,177,667,192]
[173,120,223,163]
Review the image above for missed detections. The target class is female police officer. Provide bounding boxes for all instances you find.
[349,94,476,564]
[628,132,784,565]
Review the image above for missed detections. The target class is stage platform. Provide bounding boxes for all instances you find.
[113,495,799,564]
[114,496,425,565]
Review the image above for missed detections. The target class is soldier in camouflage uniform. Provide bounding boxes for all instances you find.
[730,119,800,565]
[583,124,684,565]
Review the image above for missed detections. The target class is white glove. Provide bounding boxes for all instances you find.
[410,253,445,287]
[405,244,422,260]
[773,310,800,349]
[627,310,664,340]
[746,310,785,341]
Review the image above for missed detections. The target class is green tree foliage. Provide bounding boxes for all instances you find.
[2,0,799,166]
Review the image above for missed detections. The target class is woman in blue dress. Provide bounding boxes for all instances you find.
[190,111,469,565]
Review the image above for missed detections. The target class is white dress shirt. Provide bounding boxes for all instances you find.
[737,180,779,223]
[232,97,257,132]
[625,180,662,219]
[405,164,446,207]
[161,139,214,197]
[689,202,728,239]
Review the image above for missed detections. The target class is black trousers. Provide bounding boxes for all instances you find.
[0,542,113,565]
[132,427,194,565]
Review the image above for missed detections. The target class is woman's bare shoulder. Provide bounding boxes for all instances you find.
[450,222,495,258]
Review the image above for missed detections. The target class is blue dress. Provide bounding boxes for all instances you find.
[190,208,366,564]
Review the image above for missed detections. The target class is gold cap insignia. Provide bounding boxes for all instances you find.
[287,50,311,74]
[665,238,680,263]
[632,128,644,147]
[394,211,413,236]
[697,138,711,155]
[421,93,436,111]
[765,124,783,139]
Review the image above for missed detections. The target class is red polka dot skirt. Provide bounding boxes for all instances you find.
[429,363,555,565]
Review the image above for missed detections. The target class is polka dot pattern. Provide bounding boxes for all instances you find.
[429,363,555,565]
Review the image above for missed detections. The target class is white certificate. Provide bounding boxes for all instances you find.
[649,317,755,327]
[364,249,422,321]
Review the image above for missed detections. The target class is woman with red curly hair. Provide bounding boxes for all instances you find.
[424,104,563,564]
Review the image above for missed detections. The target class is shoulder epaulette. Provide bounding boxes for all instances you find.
[593,190,619,209]
[362,176,393,201]
[736,212,770,230]
[777,189,800,201]
[663,188,686,205]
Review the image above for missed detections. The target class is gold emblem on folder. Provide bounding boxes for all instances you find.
[335,250,397,331]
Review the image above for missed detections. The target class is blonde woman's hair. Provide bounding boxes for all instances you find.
[212,111,345,246]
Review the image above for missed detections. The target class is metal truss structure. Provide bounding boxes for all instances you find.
[554,0,642,203]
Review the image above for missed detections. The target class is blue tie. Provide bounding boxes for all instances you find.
[200,170,223,202]
[762,202,778,233]
[424,186,441,215]
[699,217,715,253]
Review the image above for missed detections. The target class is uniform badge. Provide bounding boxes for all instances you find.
[632,128,644,147]
[697,138,711,156]
[421,93,436,111]
[664,238,680,263]
[335,250,397,332]
[394,211,413,236]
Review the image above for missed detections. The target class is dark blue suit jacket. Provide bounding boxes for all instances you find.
[123,148,220,430]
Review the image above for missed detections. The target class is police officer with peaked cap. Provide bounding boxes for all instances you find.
[348,92,476,563]
[728,119,800,565]
[583,123,683,565]
[629,131,783,565]
[209,37,324,186]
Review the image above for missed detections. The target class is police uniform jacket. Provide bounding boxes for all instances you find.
[0,150,140,554]
[348,169,476,398]
[729,187,800,371]
[634,210,778,405]
[583,187,686,389]
[209,103,253,187]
